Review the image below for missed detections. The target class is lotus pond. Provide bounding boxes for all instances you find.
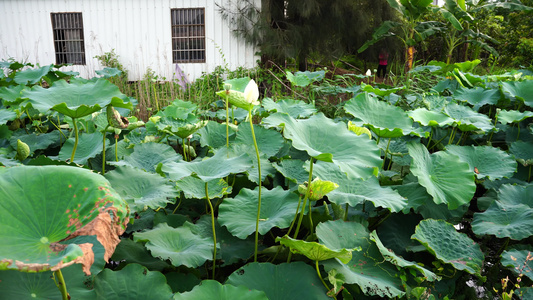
[0,60,533,299]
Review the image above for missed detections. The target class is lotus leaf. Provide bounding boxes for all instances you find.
[0,109,16,125]
[501,80,533,107]
[501,246,533,281]
[360,83,405,97]
[218,186,299,239]
[112,142,182,172]
[226,262,329,300]
[472,201,533,240]
[409,108,454,127]
[497,109,533,124]
[444,103,494,132]
[162,148,252,182]
[111,238,170,271]
[298,177,339,201]
[235,122,284,158]
[497,184,533,207]
[94,263,173,300]
[276,235,355,263]
[286,70,325,87]
[312,160,407,211]
[370,231,440,281]
[105,166,179,212]
[263,112,381,179]
[273,159,308,184]
[165,272,201,293]
[262,98,317,118]
[133,223,213,268]
[0,165,129,274]
[453,86,501,111]
[14,64,52,85]
[509,140,533,166]
[174,280,268,300]
[198,120,236,149]
[408,142,476,209]
[95,67,122,79]
[22,79,133,118]
[175,176,230,199]
[317,221,405,298]
[445,145,517,180]
[0,85,28,105]
[411,219,484,275]
[344,92,414,138]
[58,131,108,164]
[229,144,276,184]
[10,130,64,155]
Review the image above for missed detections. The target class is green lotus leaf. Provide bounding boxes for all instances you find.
[370,231,440,282]
[318,221,405,298]
[286,70,324,87]
[444,103,494,132]
[58,131,107,165]
[408,142,476,209]
[501,246,533,281]
[235,122,284,158]
[347,120,372,138]
[22,79,132,118]
[497,109,533,124]
[497,184,533,207]
[94,263,173,300]
[218,186,299,239]
[192,215,255,266]
[229,144,276,184]
[112,142,182,172]
[445,145,517,180]
[263,112,381,179]
[375,213,423,257]
[472,201,533,240]
[14,64,52,85]
[162,148,252,182]
[198,120,236,149]
[262,98,317,118]
[174,280,268,300]
[276,235,354,263]
[408,108,454,127]
[0,109,16,125]
[344,93,414,138]
[360,83,405,97]
[223,77,251,92]
[453,86,501,111]
[273,159,309,184]
[411,219,484,275]
[313,161,407,212]
[0,264,97,300]
[95,67,122,78]
[133,223,213,268]
[176,176,231,199]
[316,220,370,251]
[0,165,129,274]
[111,238,171,271]
[105,166,179,212]
[0,85,28,105]
[509,141,533,166]
[10,130,65,155]
[501,80,533,107]
[156,115,207,139]
[226,262,329,300]
[298,177,339,201]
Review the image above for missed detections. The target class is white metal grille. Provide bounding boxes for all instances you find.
[171,8,206,63]
[51,13,86,65]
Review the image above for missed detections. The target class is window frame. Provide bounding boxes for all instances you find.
[171,8,206,64]
[50,12,86,65]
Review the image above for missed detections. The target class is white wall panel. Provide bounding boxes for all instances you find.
[0,0,259,81]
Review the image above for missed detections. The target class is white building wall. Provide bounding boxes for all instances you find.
[0,0,259,81]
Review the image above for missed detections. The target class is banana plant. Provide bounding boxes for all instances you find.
[358,0,461,71]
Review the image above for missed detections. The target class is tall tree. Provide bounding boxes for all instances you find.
[218,0,397,70]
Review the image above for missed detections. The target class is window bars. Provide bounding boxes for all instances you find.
[51,13,86,65]
[171,8,206,63]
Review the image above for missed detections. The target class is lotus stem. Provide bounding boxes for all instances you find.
[102,125,110,174]
[383,138,392,170]
[53,269,69,300]
[344,203,349,221]
[115,134,119,162]
[286,195,303,237]
[288,157,314,262]
[249,109,262,262]
[205,182,217,279]
[308,197,314,235]
[225,92,230,150]
[182,138,188,162]
[70,117,79,163]
[315,260,336,300]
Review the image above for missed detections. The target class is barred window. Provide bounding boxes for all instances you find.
[51,13,86,65]
[171,8,206,63]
